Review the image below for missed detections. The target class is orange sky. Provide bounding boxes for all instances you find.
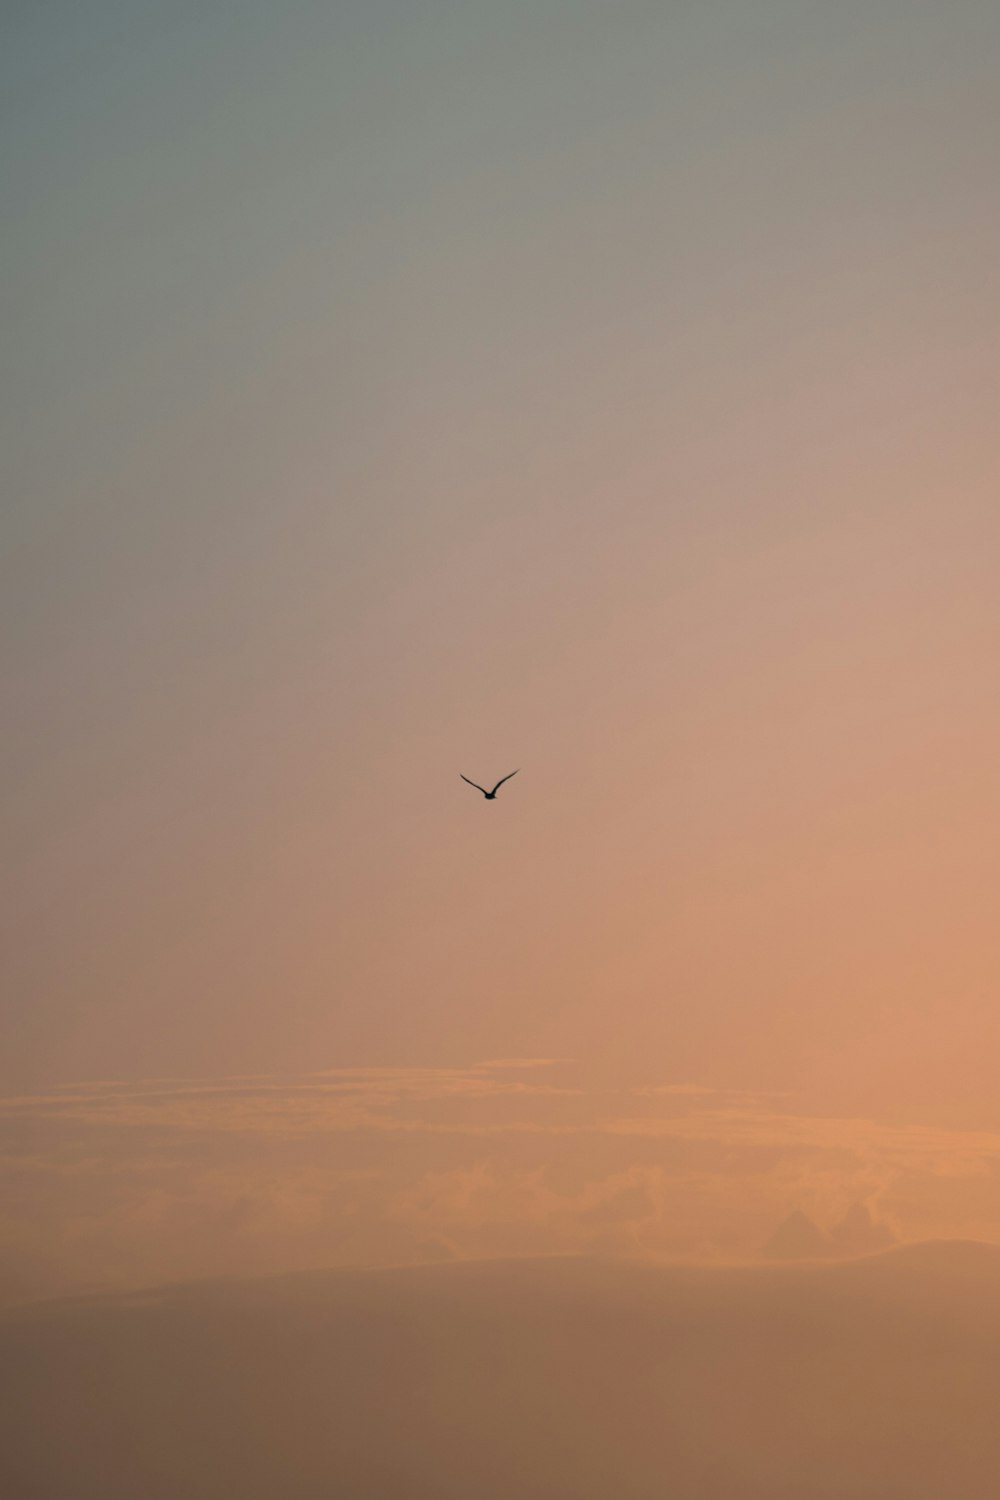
[3,1,1000,1297]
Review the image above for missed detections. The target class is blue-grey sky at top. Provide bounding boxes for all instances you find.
[3,2,999,1096]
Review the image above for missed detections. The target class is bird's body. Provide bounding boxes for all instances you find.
[460,771,519,800]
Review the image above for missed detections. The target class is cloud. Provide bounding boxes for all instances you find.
[2,1060,1000,1300]
[760,1202,897,1261]
[0,1062,583,1140]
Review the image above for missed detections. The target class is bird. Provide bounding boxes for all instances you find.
[460,770,519,800]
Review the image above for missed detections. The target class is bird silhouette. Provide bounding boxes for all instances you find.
[460,770,519,800]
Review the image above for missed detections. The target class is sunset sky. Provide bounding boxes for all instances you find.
[3,0,1000,1300]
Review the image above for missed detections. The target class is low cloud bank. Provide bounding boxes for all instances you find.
[2,1061,1000,1300]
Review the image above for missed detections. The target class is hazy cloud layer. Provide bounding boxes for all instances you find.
[3,1060,1000,1301]
[7,1248,1000,1500]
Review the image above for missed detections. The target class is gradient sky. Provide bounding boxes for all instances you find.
[3,1,1000,1292]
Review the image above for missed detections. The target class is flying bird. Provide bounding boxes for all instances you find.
[460,770,519,800]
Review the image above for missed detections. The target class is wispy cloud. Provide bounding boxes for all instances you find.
[0,1062,582,1138]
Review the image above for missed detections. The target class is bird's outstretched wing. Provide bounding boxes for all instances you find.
[460,775,489,795]
[490,770,519,795]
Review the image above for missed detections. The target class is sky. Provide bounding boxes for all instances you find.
[3,1,1000,1298]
